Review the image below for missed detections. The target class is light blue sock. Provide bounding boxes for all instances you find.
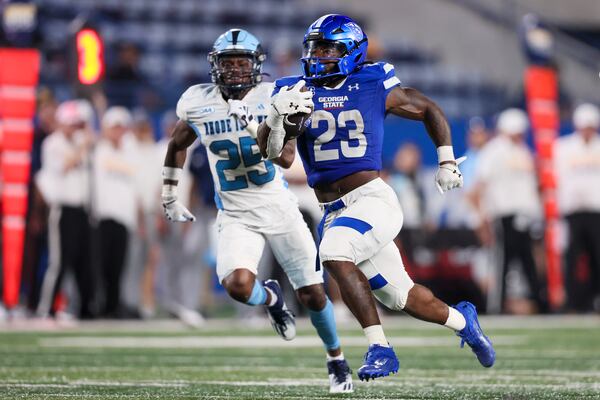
[246,280,268,306]
[309,299,340,351]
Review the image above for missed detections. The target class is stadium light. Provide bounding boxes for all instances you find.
[76,28,104,85]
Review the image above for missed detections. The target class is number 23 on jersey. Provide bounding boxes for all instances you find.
[312,109,366,162]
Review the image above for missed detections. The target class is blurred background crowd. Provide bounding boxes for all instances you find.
[0,0,599,325]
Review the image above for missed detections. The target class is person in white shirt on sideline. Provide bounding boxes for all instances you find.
[119,112,164,318]
[470,108,547,313]
[93,106,139,318]
[388,143,426,230]
[155,110,207,327]
[36,100,96,319]
[555,103,600,311]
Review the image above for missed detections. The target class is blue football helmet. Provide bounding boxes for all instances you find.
[301,14,368,83]
[208,29,266,93]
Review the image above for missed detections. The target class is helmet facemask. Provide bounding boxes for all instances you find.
[301,40,347,84]
[208,49,265,98]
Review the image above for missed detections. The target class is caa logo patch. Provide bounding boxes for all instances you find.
[189,106,215,118]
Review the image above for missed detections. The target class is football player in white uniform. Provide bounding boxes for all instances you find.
[161,29,352,393]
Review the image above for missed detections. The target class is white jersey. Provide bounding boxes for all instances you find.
[554,132,600,214]
[176,82,295,212]
[474,135,541,219]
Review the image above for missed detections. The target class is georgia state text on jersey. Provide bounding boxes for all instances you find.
[177,82,295,211]
[273,62,401,188]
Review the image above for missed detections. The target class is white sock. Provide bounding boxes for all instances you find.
[363,325,389,347]
[445,307,466,331]
[326,352,345,362]
[264,287,278,307]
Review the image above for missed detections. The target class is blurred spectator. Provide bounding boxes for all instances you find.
[93,107,138,317]
[36,100,95,319]
[427,117,491,230]
[105,43,145,109]
[471,108,547,313]
[107,43,143,83]
[23,88,57,311]
[155,110,206,327]
[124,111,163,318]
[388,143,425,229]
[555,103,600,311]
[461,117,490,190]
[31,88,57,173]
[432,118,490,229]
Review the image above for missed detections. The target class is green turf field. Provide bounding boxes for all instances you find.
[0,316,599,399]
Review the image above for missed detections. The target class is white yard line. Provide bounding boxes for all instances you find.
[0,381,188,388]
[2,377,599,391]
[38,335,525,349]
[2,365,600,380]
[3,315,600,332]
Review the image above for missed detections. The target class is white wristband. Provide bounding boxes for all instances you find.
[437,146,455,163]
[162,166,182,182]
[162,184,177,200]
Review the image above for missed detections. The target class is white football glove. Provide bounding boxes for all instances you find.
[264,80,313,159]
[162,185,196,222]
[228,99,259,139]
[435,156,466,194]
[227,99,252,129]
[267,80,313,125]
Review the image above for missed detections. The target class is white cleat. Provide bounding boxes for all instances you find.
[328,359,354,393]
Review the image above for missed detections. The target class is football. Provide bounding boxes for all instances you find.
[283,111,311,140]
[282,83,312,140]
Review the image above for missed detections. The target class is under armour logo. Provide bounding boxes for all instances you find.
[289,102,299,111]
[348,83,360,91]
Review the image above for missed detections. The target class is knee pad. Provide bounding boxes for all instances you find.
[372,280,414,311]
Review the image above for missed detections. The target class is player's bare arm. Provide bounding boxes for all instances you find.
[163,121,196,178]
[386,86,465,193]
[256,121,270,157]
[274,138,296,168]
[386,87,453,154]
[161,120,197,222]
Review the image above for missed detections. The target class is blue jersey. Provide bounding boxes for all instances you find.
[273,62,401,187]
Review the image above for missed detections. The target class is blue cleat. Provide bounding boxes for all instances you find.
[356,344,399,381]
[455,301,496,368]
[263,280,296,341]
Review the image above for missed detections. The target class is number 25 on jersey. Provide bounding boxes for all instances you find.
[209,137,275,191]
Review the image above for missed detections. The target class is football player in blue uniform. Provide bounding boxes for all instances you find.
[257,14,496,381]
